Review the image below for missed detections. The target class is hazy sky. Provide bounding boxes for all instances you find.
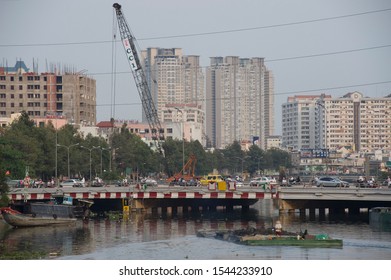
[1,0,390,134]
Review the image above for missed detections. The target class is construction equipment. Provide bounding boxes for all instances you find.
[113,3,164,153]
[166,154,197,183]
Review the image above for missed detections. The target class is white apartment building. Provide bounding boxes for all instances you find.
[282,92,391,154]
[0,61,96,126]
[323,91,391,153]
[206,56,274,150]
[140,48,205,145]
[282,94,331,150]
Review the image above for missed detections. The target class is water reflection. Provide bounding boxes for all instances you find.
[1,200,391,260]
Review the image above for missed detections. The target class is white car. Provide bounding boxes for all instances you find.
[60,179,83,188]
[250,177,270,187]
[141,178,158,187]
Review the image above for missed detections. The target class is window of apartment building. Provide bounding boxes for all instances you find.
[27,94,34,98]
[11,103,14,108]
[34,76,40,81]
[28,111,34,116]
[19,85,23,90]
[10,94,14,98]
[0,94,5,98]
[34,85,40,90]
[0,102,6,107]
[145,129,149,133]
[0,76,5,81]
[34,111,40,116]
[10,76,14,81]
[19,102,23,107]
[0,111,6,116]
[27,76,33,81]
[44,94,47,98]
[34,102,40,107]
[43,76,47,82]
[18,76,22,82]
[0,85,5,90]
[19,94,23,98]
[35,94,40,98]
[27,102,34,107]
[10,85,14,90]
[166,128,173,133]
[27,85,34,90]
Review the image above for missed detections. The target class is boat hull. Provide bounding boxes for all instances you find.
[1,208,76,227]
[240,235,343,248]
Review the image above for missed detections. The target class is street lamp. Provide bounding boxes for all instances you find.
[174,107,185,175]
[57,143,79,178]
[80,145,101,181]
[233,156,246,175]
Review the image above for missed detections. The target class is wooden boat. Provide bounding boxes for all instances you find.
[197,227,343,248]
[0,195,93,227]
[0,207,77,227]
[240,234,343,248]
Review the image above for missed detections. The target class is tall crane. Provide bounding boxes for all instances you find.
[113,3,164,153]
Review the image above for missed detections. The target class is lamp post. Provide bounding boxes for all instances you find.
[80,145,101,181]
[174,107,185,175]
[57,143,79,178]
[234,156,246,176]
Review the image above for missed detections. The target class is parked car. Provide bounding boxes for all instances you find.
[315,177,349,187]
[250,177,270,187]
[226,178,243,188]
[60,179,83,188]
[141,178,158,187]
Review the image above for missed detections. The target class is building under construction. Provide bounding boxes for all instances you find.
[0,60,96,127]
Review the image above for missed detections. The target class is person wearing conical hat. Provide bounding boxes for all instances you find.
[275,220,282,236]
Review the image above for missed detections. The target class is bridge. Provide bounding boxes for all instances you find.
[6,185,276,213]
[6,184,391,214]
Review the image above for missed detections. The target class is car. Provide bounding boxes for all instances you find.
[250,177,270,187]
[315,177,349,187]
[199,174,224,186]
[178,178,198,187]
[141,178,158,187]
[60,179,83,188]
[225,178,243,188]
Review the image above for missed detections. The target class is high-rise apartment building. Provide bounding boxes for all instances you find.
[282,92,391,153]
[281,94,331,150]
[140,48,205,144]
[0,61,96,126]
[324,91,391,153]
[205,56,274,150]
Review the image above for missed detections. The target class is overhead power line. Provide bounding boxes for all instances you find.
[1,7,390,47]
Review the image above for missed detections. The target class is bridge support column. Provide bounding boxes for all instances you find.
[319,208,326,220]
[309,208,316,220]
[349,207,360,215]
[130,199,145,212]
[299,208,306,218]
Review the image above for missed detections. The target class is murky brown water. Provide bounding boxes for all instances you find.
[1,200,391,260]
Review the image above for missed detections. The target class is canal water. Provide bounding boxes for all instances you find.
[1,200,391,260]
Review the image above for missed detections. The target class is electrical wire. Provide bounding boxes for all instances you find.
[0,7,390,47]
